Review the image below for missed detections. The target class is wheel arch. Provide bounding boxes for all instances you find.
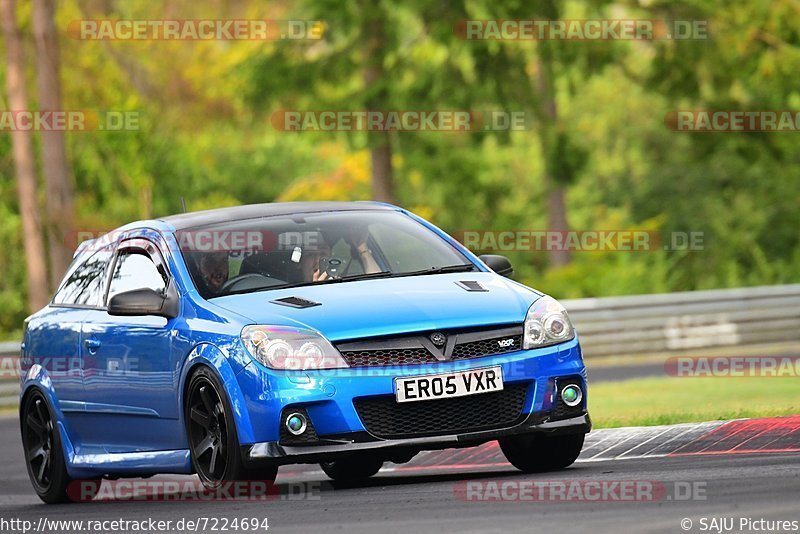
[179,343,256,446]
[18,369,81,478]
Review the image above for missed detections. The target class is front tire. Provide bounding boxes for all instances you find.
[500,432,585,473]
[320,455,383,482]
[186,367,277,491]
[21,390,73,504]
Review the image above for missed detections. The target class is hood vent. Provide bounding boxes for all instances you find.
[271,296,321,309]
[455,280,488,292]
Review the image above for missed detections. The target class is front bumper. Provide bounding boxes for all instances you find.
[244,412,590,466]
[234,337,588,452]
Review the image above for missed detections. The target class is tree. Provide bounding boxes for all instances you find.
[241,0,407,204]
[424,0,607,267]
[33,0,74,288]
[629,0,800,289]
[362,4,394,202]
[1,0,49,310]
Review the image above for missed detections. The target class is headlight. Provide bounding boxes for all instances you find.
[523,296,575,349]
[241,325,348,370]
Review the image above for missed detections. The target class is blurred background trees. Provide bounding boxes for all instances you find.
[0,0,799,338]
[1,0,48,310]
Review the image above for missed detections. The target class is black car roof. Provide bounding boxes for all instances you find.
[158,201,396,230]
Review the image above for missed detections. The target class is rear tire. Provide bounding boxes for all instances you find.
[186,367,277,491]
[499,432,585,473]
[320,455,383,482]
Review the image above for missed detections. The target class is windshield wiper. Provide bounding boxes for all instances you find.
[397,264,476,277]
[317,270,394,284]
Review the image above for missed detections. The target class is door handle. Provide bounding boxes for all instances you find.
[84,338,101,353]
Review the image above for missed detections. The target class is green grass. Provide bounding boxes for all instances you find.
[589,376,800,428]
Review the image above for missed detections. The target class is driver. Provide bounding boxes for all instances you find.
[199,251,229,295]
[298,241,332,283]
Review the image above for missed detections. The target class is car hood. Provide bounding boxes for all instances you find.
[210,272,539,342]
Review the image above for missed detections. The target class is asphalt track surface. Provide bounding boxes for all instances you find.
[0,416,799,534]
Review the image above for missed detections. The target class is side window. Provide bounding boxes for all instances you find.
[107,248,168,302]
[52,245,114,307]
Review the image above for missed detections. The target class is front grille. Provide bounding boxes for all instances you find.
[451,335,523,360]
[353,382,530,439]
[341,347,437,367]
[336,325,523,367]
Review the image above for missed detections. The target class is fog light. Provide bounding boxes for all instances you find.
[285,412,307,435]
[561,385,582,407]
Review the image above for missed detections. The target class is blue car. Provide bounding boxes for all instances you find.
[19,202,589,503]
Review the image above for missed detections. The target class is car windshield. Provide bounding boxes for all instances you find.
[177,210,473,299]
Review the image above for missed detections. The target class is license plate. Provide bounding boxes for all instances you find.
[394,366,503,403]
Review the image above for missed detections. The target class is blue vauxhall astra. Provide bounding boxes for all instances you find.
[19,202,590,503]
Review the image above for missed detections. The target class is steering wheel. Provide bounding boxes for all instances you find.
[220,273,283,293]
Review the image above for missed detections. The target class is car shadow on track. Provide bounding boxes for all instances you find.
[318,463,592,491]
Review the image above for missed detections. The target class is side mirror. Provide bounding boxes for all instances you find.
[107,280,179,319]
[479,254,514,278]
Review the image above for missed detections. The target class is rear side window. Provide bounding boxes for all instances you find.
[52,244,114,307]
[107,250,168,302]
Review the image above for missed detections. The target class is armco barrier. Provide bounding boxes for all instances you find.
[562,284,800,357]
[0,341,19,408]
